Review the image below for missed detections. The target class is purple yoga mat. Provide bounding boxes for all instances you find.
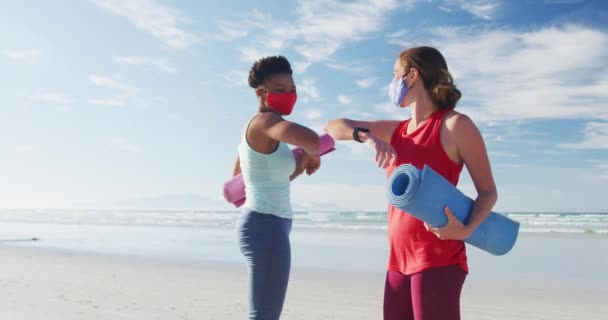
[223,134,336,208]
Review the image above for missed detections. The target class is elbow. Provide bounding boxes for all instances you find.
[475,183,497,206]
[484,188,498,207]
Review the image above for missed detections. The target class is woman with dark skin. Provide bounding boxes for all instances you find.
[233,55,320,320]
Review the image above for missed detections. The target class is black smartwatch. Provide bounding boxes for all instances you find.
[353,127,370,143]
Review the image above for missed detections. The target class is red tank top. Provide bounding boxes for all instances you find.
[386,109,468,275]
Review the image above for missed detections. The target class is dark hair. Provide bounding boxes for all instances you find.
[248,55,293,88]
[399,46,461,110]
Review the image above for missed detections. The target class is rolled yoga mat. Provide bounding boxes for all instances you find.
[387,164,519,255]
[223,133,336,208]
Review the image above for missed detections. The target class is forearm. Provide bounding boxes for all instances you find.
[324,118,356,140]
[302,134,321,156]
[324,118,374,143]
[232,157,241,177]
[465,190,498,233]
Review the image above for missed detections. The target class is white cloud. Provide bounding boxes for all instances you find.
[337,95,352,105]
[379,83,389,96]
[4,49,40,63]
[16,145,34,153]
[238,46,279,64]
[223,70,249,88]
[217,10,296,63]
[543,0,584,3]
[478,123,546,145]
[326,62,367,74]
[92,0,199,49]
[89,74,137,93]
[294,0,410,62]
[374,101,409,120]
[112,56,177,73]
[386,29,419,48]
[428,24,608,122]
[356,78,377,88]
[219,1,415,68]
[559,122,608,149]
[299,79,320,100]
[439,5,452,12]
[28,92,73,104]
[88,97,128,107]
[303,109,323,120]
[88,74,138,107]
[294,61,312,74]
[217,9,291,43]
[104,137,143,153]
[216,21,249,41]
[457,0,500,20]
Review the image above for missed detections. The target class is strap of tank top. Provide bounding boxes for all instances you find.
[241,113,261,143]
[432,109,451,126]
[435,108,451,118]
[430,109,452,143]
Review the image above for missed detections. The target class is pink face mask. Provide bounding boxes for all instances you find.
[265,91,297,116]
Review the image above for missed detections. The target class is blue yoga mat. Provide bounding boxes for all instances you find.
[387,164,519,255]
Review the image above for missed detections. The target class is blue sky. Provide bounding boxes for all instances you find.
[1,0,607,212]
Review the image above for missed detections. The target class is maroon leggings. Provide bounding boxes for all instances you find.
[383,265,466,320]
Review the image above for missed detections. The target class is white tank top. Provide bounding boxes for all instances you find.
[238,114,295,218]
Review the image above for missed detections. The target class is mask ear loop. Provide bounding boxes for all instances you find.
[402,70,413,89]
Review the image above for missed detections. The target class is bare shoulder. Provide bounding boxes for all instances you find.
[254,112,284,128]
[444,110,478,135]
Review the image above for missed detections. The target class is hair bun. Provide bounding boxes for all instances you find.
[433,81,461,110]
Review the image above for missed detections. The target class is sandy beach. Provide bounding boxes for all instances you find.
[0,246,384,320]
[1,240,607,320]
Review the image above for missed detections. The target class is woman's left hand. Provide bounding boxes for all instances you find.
[291,152,320,181]
[424,206,473,240]
[304,154,321,175]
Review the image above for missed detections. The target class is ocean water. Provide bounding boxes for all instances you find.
[1,209,607,285]
[0,209,606,234]
[0,210,389,273]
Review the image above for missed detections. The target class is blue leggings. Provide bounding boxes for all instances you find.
[237,208,292,320]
